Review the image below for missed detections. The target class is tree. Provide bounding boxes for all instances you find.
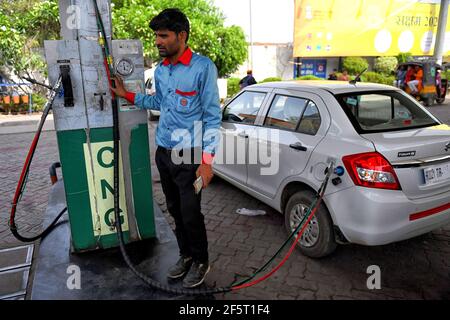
[397,52,413,64]
[374,56,398,75]
[0,0,59,76]
[1,0,248,78]
[342,57,369,75]
[112,0,247,77]
[211,26,247,77]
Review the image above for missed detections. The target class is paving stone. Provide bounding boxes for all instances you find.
[2,116,450,300]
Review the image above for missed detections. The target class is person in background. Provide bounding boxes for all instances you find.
[338,70,349,81]
[436,69,442,99]
[327,69,338,80]
[239,70,257,89]
[394,65,407,89]
[407,65,423,94]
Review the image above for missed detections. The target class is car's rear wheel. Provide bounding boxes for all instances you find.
[284,190,337,258]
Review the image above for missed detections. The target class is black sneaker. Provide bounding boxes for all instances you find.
[182,261,210,288]
[167,256,193,279]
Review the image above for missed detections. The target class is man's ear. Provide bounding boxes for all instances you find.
[178,31,188,44]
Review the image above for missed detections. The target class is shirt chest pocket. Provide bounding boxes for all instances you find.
[175,89,198,113]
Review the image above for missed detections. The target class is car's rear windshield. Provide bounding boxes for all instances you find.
[334,91,439,133]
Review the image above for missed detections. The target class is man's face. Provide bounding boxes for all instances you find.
[154,29,185,57]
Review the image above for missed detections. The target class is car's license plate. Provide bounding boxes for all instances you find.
[423,162,450,185]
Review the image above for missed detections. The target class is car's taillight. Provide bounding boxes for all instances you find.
[342,152,401,190]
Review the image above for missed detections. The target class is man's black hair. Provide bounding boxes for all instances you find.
[149,8,190,43]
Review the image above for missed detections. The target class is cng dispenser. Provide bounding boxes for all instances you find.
[44,0,155,252]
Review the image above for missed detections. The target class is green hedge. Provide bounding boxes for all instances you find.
[295,75,322,80]
[361,71,395,86]
[260,77,282,83]
[31,93,46,112]
[227,77,241,97]
[374,56,398,75]
[342,57,369,74]
[441,70,450,80]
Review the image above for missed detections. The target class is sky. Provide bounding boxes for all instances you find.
[213,0,294,44]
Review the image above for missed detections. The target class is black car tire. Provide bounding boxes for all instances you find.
[284,190,337,258]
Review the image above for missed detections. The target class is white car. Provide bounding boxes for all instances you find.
[213,80,450,257]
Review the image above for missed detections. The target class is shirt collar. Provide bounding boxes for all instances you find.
[162,47,192,66]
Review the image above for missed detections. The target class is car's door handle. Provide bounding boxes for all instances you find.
[238,131,249,138]
[289,142,307,151]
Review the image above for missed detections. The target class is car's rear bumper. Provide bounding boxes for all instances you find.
[325,186,450,245]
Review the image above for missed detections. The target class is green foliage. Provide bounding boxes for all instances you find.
[342,57,369,75]
[1,0,247,78]
[295,75,322,80]
[17,1,60,43]
[441,69,450,80]
[31,93,47,112]
[397,52,413,63]
[227,77,240,97]
[213,26,247,77]
[361,71,395,86]
[0,0,59,75]
[112,0,247,77]
[0,12,27,73]
[261,77,282,83]
[374,56,398,75]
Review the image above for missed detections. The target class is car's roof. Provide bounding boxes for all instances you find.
[248,80,399,95]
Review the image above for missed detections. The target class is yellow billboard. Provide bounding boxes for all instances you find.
[294,0,450,57]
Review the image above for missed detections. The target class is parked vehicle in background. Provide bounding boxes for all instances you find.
[395,60,448,106]
[214,80,450,258]
[144,68,160,121]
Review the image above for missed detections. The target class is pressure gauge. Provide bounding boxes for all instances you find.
[115,58,134,76]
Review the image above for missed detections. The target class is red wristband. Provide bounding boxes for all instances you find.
[124,92,136,104]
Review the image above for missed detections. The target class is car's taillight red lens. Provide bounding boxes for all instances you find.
[342,152,401,190]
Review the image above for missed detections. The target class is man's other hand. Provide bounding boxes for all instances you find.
[196,163,214,188]
[110,76,127,98]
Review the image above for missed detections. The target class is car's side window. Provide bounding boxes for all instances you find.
[297,100,321,135]
[223,91,266,124]
[264,95,308,130]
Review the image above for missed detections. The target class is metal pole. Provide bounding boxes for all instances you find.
[433,0,449,65]
[249,0,253,71]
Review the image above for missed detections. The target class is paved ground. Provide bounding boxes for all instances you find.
[0,104,449,300]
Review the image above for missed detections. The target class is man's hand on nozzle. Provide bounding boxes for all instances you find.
[110,75,127,98]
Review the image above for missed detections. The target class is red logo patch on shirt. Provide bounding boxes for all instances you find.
[180,98,188,106]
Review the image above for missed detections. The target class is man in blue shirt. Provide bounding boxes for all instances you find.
[112,8,221,288]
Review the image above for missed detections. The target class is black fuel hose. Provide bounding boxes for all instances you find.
[93,0,333,296]
[91,0,232,295]
[9,77,67,242]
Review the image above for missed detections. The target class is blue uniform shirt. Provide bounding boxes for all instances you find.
[132,48,221,156]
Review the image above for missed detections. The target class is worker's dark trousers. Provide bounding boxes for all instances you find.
[155,146,208,263]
